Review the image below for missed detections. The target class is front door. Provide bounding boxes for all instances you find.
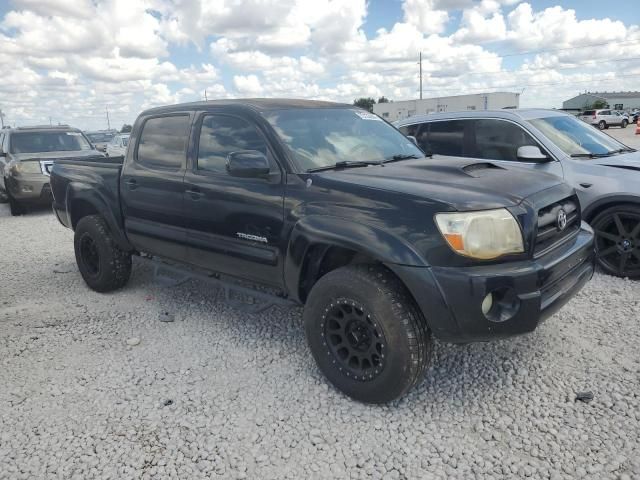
[183,112,286,287]
[121,113,191,262]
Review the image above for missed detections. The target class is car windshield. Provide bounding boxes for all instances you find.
[10,131,93,154]
[528,115,628,156]
[86,133,114,143]
[264,108,423,171]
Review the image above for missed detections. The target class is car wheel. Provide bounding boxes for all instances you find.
[598,121,606,130]
[303,264,432,403]
[74,215,132,292]
[621,120,628,128]
[7,191,25,216]
[592,205,640,279]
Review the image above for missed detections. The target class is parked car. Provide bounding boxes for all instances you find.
[105,133,130,157]
[0,125,104,215]
[579,109,629,129]
[85,131,115,152]
[50,99,595,403]
[630,111,639,124]
[395,109,640,278]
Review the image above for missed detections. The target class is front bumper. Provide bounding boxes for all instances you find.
[392,223,595,343]
[6,174,52,202]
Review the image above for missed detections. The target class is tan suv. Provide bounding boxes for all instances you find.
[579,109,629,130]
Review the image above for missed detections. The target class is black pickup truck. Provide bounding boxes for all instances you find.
[51,99,595,403]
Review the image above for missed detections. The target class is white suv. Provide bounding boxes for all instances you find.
[579,109,629,130]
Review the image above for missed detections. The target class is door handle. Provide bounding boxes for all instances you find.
[185,187,204,200]
[125,179,138,190]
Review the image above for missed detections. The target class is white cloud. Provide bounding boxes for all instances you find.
[233,74,263,94]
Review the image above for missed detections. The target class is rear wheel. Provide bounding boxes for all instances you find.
[74,215,132,292]
[304,264,432,403]
[592,205,640,279]
[598,120,606,130]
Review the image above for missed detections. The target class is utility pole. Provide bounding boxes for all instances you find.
[204,89,208,101]
[105,106,111,131]
[0,109,5,128]
[49,116,52,126]
[419,52,423,100]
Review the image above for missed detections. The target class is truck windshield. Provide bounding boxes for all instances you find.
[11,131,93,154]
[265,108,424,171]
[528,115,628,157]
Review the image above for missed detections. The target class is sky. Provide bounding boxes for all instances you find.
[0,0,639,130]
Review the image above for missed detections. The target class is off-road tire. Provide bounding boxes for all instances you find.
[74,215,132,292]
[304,264,432,403]
[592,204,640,279]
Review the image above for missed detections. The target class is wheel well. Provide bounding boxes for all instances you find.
[584,200,640,223]
[70,200,99,229]
[298,245,377,302]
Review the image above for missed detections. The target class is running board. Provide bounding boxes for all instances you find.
[138,255,297,313]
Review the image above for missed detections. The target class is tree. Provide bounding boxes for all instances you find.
[588,100,607,109]
[377,96,390,104]
[353,97,376,112]
[120,124,132,133]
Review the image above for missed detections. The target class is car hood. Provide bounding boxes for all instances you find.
[318,155,564,211]
[12,150,105,161]
[593,151,640,172]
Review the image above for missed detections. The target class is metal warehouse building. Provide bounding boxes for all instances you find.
[562,91,640,111]
[372,92,520,122]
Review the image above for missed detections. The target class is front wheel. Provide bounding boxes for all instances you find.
[7,191,25,216]
[592,205,640,279]
[74,215,132,292]
[303,264,432,403]
[598,120,606,130]
[621,119,628,128]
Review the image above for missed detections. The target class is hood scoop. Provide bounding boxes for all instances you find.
[462,162,505,177]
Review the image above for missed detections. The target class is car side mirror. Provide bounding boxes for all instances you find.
[226,150,270,178]
[406,135,418,146]
[517,145,549,162]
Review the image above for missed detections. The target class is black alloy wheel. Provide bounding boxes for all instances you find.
[322,299,388,381]
[593,206,640,279]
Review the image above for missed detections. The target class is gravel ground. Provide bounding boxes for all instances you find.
[1,205,639,480]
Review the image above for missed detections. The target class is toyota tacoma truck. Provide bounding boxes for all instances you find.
[50,99,595,403]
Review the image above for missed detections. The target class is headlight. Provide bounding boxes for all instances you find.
[10,161,43,175]
[435,208,524,260]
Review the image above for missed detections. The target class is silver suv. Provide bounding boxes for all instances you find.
[579,109,629,130]
[395,109,640,278]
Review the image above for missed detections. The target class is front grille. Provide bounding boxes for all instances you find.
[534,195,580,257]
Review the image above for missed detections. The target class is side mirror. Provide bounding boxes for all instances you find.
[226,150,270,178]
[517,145,549,162]
[406,135,418,146]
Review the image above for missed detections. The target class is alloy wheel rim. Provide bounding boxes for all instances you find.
[80,235,100,276]
[321,299,388,381]
[595,212,640,276]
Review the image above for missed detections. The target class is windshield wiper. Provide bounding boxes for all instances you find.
[307,160,382,172]
[570,153,611,158]
[382,154,424,164]
[612,148,637,153]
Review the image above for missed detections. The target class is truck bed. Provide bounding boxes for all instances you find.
[50,156,125,232]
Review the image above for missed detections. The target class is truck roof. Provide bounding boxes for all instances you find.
[140,98,354,117]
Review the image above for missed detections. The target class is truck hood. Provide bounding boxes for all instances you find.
[593,150,640,172]
[320,155,564,211]
[12,150,105,162]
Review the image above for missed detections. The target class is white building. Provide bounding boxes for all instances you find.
[562,91,640,112]
[373,92,520,122]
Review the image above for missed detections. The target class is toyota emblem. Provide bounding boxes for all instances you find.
[557,209,568,231]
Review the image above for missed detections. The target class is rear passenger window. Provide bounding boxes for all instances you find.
[196,115,267,174]
[473,119,539,162]
[137,115,190,170]
[427,120,466,156]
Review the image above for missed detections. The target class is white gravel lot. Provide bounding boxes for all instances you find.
[1,205,639,480]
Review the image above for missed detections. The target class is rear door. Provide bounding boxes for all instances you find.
[182,111,286,287]
[121,113,192,262]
